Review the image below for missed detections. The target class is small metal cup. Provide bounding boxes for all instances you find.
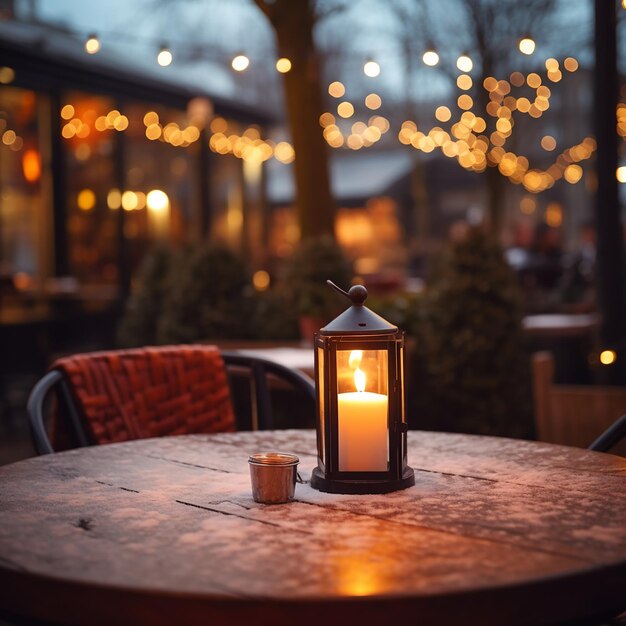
[248,452,300,504]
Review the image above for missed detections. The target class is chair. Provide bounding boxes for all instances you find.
[27,345,316,455]
[532,351,626,455]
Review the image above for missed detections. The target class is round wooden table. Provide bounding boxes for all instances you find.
[1,430,625,626]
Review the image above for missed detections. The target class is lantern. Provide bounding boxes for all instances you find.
[311,281,414,494]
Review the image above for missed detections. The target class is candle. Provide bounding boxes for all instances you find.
[338,366,388,472]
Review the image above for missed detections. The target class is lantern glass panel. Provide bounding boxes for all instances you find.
[400,346,406,424]
[317,347,326,465]
[336,348,389,472]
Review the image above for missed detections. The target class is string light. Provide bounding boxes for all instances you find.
[363,60,380,77]
[275,58,291,73]
[157,46,173,67]
[518,36,536,55]
[422,48,440,67]
[84,33,101,54]
[456,54,473,72]
[600,350,617,365]
[231,54,250,72]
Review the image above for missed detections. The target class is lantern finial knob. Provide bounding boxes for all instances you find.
[327,280,368,306]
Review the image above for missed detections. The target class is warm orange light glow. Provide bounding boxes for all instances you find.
[457,95,473,110]
[600,350,617,365]
[337,101,354,118]
[2,130,16,145]
[365,93,382,110]
[22,149,41,183]
[77,188,96,211]
[435,106,451,122]
[121,190,138,211]
[61,104,75,120]
[527,73,541,88]
[510,71,525,87]
[545,202,562,227]
[107,189,121,210]
[274,142,295,164]
[520,197,536,214]
[348,350,363,369]
[564,57,579,72]
[0,66,15,84]
[354,368,366,393]
[541,135,556,151]
[328,81,346,98]
[252,270,270,291]
[84,35,101,54]
[457,74,472,90]
[564,164,583,184]
[275,57,291,73]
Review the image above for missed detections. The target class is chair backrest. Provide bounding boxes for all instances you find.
[28,345,316,455]
[532,351,626,455]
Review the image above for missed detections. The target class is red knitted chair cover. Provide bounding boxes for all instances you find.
[51,345,236,447]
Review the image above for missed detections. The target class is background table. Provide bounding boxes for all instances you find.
[0,430,625,626]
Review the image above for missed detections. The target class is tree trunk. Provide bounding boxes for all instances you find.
[475,52,505,235]
[258,0,335,239]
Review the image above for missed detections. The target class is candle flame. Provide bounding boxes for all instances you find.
[348,350,363,369]
[354,368,366,393]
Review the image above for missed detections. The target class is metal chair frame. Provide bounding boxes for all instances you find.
[588,414,626,453]
[27,351,316,455]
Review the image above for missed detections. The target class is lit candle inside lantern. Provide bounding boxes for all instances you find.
[338,353,388,472]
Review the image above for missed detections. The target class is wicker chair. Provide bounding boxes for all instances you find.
[27,345,316,455]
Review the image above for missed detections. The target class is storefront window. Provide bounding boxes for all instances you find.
[62,91,118,286]
[121,100,202,272]
[0,83,49,291]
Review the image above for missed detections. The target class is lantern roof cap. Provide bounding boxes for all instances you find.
[319,281,398,335]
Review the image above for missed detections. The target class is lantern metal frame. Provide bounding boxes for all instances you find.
[310,282,415,494]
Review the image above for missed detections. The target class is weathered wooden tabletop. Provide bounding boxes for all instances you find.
[0,430,625,626]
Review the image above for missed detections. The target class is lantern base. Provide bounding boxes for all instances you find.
[310,466,415,494]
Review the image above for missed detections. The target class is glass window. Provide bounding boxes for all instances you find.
[62,91,118,286]
[336,348,389,472]
[124,100,200,268]
[0,84,49,289]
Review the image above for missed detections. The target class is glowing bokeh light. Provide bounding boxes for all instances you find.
[363,60,380,77]
[456,54,473,72]
[231,54,249,72]
[84,35,101,54]
[519,37,536,55]
[157,48,173,67]
[422,50,439,66]
[276,58,291,73]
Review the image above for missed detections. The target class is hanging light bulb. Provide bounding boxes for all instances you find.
[275,57,292,73]
[84,33,101,55]
[518,36,536,55]
[363,59,380,77]
[232,54,250,72]
[456,53,473,72]
[422,46,440,67]
[157,45,173,67]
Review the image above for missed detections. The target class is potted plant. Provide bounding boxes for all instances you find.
[157,243,254,343]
